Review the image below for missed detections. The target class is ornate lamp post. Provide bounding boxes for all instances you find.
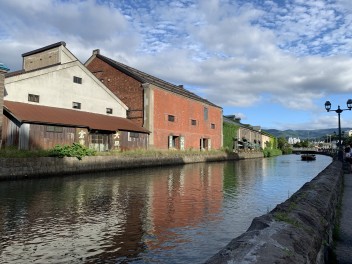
[324,99,352,161]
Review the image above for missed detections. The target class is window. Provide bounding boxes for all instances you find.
[204,107,208,120]
[46,126,63,133]
[28,94,39,103]
[72,102,81,109]
[211,123,216,129]
[191,119,197,126]
[106,108,113,114]
[168,115,175,122]
[91,134,103,144]
[130,132,139,138]
[73,76,82,84]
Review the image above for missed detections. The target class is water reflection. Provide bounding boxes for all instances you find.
[0,155,332,263]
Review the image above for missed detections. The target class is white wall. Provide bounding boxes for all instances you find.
[5,61,128,117]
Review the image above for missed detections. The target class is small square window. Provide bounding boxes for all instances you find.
[46,126,63,133]
[72,102,81,109]
[168,115,175,122]
[28,94,39,103]
[191,119,197,126]
[106,108,113,114]
[130,132,139,138]
[211,123,216,129]
[73,76,82,84]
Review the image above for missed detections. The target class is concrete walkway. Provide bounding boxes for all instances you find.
[335,173,352,264]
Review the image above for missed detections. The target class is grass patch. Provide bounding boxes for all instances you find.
[0,147,50,158]
[273,212,301,228]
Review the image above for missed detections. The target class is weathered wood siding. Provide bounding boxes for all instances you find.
[2,115,76,150]
[2,115,148,151]
[2,116,19,148]
[29,124,75,149]
[118,131,148,150]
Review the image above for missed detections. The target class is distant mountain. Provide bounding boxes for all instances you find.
[263,128,352,140]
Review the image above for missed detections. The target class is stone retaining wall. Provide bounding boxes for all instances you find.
[0,151,264,180]
[205,160,342,264]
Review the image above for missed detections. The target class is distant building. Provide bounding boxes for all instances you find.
[223,115,274,151]
[345,130,352,137]
[288,137,301,145]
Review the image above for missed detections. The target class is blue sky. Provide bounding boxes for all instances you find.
[1,0,352,130]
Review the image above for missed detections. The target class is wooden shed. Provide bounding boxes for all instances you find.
[2,101,149,151]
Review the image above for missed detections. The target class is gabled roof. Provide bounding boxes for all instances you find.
[5,60,129,111]
[223,116,263,133]
[94,54,222,109]
[4,101,149,133]
[5,63,61,78]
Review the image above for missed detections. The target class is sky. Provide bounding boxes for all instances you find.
[1,0,352,131]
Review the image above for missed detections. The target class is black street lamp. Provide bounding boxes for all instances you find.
[324,99,352,161]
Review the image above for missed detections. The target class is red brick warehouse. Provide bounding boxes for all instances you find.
[85,50,223,150]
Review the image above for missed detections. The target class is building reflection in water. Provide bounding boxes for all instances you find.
[0,155,330,263]
[0,162,230,263]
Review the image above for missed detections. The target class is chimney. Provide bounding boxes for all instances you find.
[93,49,100,55]
[0,63,10,149]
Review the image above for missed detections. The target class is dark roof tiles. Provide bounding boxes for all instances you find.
[22,41,66,57]
[96,54,221,109]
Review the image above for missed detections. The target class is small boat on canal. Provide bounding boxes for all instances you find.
[301,154,316,161]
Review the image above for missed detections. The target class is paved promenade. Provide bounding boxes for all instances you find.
[335,173,352,264]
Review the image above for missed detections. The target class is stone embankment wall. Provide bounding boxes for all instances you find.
[205,160,342,264]
[0,151,263,180]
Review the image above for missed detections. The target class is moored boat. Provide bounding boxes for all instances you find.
[301,154,316,161]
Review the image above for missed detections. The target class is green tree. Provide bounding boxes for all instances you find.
[301,140,309,148]
[277,137,292,154]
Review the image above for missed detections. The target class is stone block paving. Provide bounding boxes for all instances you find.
[336,173,352,264]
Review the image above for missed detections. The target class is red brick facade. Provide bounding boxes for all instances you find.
[152,88,222,150]
[86,58,144,126]
[85,54,223,150]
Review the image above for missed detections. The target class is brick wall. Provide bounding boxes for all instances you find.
[153,87,223,149]
[86,56,223,150]
[86,58,144,126]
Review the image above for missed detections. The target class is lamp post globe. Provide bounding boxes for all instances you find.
[324,99,352,161]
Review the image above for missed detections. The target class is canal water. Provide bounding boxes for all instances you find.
[0,154,332,264]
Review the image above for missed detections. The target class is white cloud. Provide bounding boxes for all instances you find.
[2,0,352,129]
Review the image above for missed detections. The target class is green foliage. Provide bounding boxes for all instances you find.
[48,143,96,160]
[273,212,301,228]
[265,140,273,149]
[223,122,239,151]
[343,136,352,146]
[294,140,309,148]
[277,136,293,154]
[281,147,293,155]
[0,147,50,158]
[263,148,282,157]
